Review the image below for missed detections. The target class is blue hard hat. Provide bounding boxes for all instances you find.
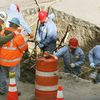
[9,17,20,26]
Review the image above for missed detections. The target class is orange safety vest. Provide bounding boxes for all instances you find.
[0,28,28,67]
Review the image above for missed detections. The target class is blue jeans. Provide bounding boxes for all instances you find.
[0,63,20,93]
[0,67,7,93]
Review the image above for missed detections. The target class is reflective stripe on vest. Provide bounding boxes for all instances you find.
[0,29,26,66]
[2,41,27,50]
[36,70,58,77]
[18,41,27,49]
[35,84,57,91]
[0,57,21,62]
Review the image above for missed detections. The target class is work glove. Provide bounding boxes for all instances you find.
[4,30,11,35]
[90,63,95,68]
[4,28,14,35]
[89,72,97,80]
[38,43,44,48]
[70,63,75,68]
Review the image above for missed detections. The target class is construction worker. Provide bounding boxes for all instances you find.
[0,11,16,95]
[88,45,100,83]
[0,11,14,46]
[54,38,85,75]
[0,17,28,95]
[36,11,57,53]
[5,3,33,37]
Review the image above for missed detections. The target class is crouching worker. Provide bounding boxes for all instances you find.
[0,17,28,95]
[88,45,100,83]
[54,38,85,75]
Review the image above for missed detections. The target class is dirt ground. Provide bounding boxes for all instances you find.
[0,82,35,100]
[1,74,100,100]
[59,73,100,100]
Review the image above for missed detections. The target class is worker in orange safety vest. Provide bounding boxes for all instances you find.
[0,17,28,95]
[0,11,16,95]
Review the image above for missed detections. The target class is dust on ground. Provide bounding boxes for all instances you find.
[0,81,34,100]
[1,73,100,100]
[58,73,100,100]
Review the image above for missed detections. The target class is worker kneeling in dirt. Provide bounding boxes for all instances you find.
[54,38,85,75]
[88,45,100,83]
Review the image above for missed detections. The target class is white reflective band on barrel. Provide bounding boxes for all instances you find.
[10,78,16,84]
[8,86,17,92]
[35,84,57,91]
[36,70,58,77]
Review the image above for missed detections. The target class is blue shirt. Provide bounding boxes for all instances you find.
[54,46,85,67]
[88,45,100,66]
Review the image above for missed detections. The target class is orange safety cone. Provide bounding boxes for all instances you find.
[56,85,64,100]
[7,72,18,100]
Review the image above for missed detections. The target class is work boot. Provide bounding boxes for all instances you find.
[18,91,21,96]
[0,88,6,95]
[0,92,5,95]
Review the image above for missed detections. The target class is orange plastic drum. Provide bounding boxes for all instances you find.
[35,55,58,100]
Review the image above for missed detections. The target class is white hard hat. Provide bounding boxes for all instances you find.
[0,11,7,22]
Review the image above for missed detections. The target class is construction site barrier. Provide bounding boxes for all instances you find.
[35,54,58,100]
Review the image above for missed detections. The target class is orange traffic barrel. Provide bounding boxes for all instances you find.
[35,54,58,100]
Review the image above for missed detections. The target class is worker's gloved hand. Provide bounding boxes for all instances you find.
[70,63,75,68]
[90,63,95,68]
[38,43,44,48]
[89,72,97,80]
[4,30,11,35]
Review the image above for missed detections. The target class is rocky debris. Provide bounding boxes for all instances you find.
[49,7,100,54]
